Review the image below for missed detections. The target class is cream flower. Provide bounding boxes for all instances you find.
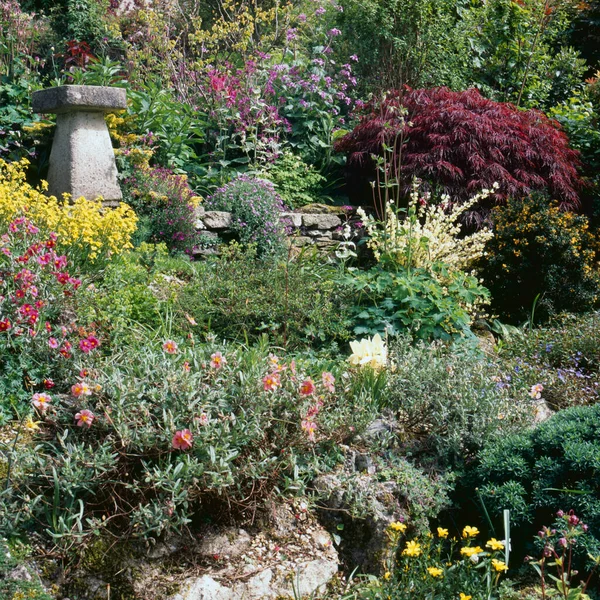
[348,334,387,370]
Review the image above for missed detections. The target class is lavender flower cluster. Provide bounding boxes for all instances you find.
[205,175,288,256]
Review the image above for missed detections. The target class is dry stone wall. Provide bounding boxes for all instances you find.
[195,204,364,254]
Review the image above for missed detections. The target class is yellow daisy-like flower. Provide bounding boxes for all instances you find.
[437,527,449,538]
[24,415,41,431]
[462,525,479,538]
[460,546,483,557]
[383,571,392,580]
[389,521,407,533]
[427,566,443,578]
[486,538,505,551]
[492,559,509,572]
[402,540,422,557]
[460,594,472,600]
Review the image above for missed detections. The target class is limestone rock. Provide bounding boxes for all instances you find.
[202,211,232,230]
[171,559,338,600]
[280,212,302,228]
[197,528,251,559]
[302,214,342,230]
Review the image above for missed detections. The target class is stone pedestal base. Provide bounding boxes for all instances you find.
[47,111,122,202]
[32,85,127,203]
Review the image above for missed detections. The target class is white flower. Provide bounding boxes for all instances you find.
[348,334,387,370]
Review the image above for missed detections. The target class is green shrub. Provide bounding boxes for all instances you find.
[122,166,203,255]
[342,262,490,341]
[473,403,600,556]
[175,244,353,350]
[259,151,327,209]
[204,176,287,257]
[0,339,377,550]
[496,312,600,411]
[383,337,532,467]
[483,193,600,323]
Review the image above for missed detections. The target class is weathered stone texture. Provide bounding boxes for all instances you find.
[32,85,125,202]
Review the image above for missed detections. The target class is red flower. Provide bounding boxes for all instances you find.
[0,318,11,332]
[299,378,316,396]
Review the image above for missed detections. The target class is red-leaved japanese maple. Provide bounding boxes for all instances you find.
[335,87,582,210]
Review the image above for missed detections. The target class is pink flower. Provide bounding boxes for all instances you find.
[183,361,191,372]
[32,392,52,413]
[197,413,209,426]
[263,372,281,391]
[301,419,317,441]
[529,384,544,399]
[172,428,193,450]
[299,378,316,396]
[210,351,226,369]
[163,340,178,354]
[322,372,335,393]
[71,382,92,397]
[48,337,59,349]
[79,335,99,353]
[75,409,94,428]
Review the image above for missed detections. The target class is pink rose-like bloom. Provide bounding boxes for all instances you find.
[79,335,99,353]
[75,409,94,428]
[301,419,317,441]
[71,382,92,397]
[322,372,335,393]
[163,340,178,354]
[299,378,316,396]
[48,337,59,349]
[210,351,226,369]
[32,392,52,413]
[529,383,544,399]
[172,428,194,450]
[263,372,281,391]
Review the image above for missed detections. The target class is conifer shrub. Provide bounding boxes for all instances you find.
[335,88,582,217]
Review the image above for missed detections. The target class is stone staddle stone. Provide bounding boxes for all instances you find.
[32,85,127,203]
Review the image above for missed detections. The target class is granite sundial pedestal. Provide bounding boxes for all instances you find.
[32,85,127,203]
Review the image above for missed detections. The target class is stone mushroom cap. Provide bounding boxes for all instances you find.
[32,85,127,114]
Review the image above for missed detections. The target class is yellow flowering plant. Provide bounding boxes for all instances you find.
[359,521,509,600]
[0,159,138,264]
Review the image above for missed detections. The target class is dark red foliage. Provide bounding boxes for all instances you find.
[336,88,582,209]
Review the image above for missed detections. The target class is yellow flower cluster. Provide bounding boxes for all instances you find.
[359,182,496,272]
[0,159,138,261]
[188,0,285,59]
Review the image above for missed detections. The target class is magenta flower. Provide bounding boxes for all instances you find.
[48,337,59,349]
[172,429,194,450]
[75,409,94,428]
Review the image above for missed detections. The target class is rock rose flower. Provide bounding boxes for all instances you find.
[172,429,193,450]
[75,409,94,428]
